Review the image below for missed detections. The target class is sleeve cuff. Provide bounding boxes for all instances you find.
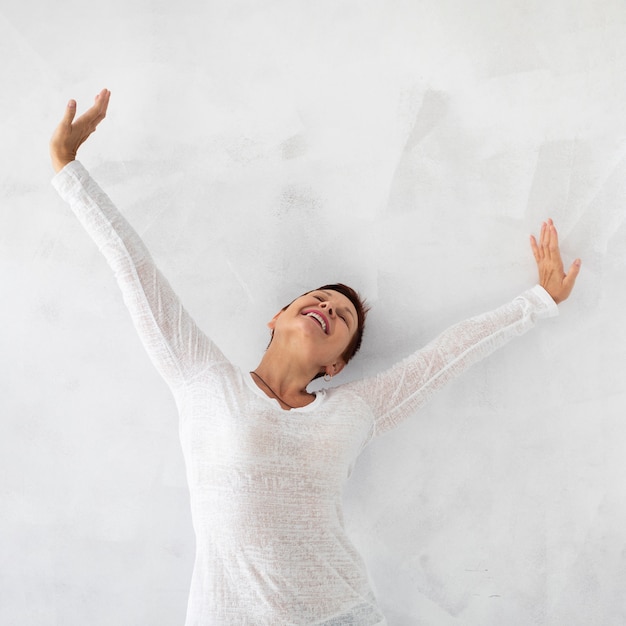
[51,160,89,199]
[530,284,559,318]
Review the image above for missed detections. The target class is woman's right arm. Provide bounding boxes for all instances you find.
[50,91,226,388]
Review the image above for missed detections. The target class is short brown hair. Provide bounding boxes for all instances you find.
[314,283,369,366]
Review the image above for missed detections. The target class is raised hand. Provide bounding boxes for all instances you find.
[530,218,581,304]
[50,88,111,173]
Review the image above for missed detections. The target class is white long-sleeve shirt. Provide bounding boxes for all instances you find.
[52,161,558,625]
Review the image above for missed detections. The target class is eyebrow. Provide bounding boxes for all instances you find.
[318,290,356,325]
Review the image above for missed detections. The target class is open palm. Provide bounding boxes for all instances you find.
[530,219,581,304]
[50,88,110,172]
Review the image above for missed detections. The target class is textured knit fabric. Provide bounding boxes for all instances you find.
[52,161,558,625]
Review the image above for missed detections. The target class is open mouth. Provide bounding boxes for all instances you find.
[304,311,328,334]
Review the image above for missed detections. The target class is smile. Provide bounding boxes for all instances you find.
[303,310,329,334]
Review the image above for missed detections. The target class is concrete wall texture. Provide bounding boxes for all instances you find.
[2,1,625,624]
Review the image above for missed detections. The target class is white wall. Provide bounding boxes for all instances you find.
[2,1,625,624]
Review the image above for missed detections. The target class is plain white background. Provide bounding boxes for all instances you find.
[2,1,625,624]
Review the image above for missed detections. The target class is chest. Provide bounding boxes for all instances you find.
[179,383,373,486]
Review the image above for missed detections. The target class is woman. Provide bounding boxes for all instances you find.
[50,89,581,625]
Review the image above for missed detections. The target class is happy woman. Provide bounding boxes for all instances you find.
[50,89,581,625]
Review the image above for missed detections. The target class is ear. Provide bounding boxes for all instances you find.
[267,310,283,331]
[325,360,346,378]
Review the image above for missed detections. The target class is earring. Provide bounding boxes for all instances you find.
[323,373,332,382]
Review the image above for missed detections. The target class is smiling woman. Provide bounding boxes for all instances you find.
[264,283,369,386]
[50,91,581,626]
[253,287,363,407]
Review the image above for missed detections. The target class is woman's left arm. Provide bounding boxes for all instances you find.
[345,220,580,438]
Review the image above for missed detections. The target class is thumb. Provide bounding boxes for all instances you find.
[563,258,582,292]
[63,99,77,125]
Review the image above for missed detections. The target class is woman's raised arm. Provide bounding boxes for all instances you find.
[50,91,226,390]
[345,221,580,439]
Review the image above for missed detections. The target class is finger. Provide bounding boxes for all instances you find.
[541,220,556,260]
[537,222,547,257]
[85,90,109,121]
[94,88,110,118]
[62,99,77,126]
[76,89,110,130]
[548,222,560,260]
[529,234,540,261]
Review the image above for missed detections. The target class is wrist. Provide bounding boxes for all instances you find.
[51,155,75,173]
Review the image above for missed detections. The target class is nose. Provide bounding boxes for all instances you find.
[320,301,335,316]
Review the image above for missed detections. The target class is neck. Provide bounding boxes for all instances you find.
[252,346,319,409]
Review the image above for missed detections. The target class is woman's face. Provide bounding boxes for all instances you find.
[268,289,359,374]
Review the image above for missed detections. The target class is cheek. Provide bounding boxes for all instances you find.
[340,325,355,348]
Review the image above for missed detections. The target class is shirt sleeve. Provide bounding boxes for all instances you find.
[52,160,227,389]
[343,286,559,438]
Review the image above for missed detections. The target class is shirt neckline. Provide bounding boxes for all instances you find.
[242,370,326,413]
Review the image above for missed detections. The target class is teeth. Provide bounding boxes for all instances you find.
[306,312,327,333]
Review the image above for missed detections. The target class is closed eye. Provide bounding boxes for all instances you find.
[312,292,351,327]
